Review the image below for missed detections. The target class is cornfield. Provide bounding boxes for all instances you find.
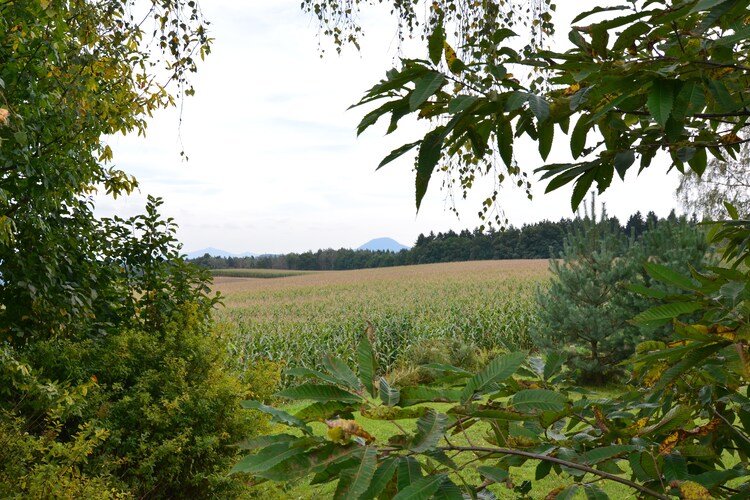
[212,260,550,375]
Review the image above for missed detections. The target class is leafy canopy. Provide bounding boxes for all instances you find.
[0,0,211,341]
[311,0,750,224]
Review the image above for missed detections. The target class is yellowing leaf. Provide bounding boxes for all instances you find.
[659,430,687,455]
[443,41,462,74]
[678,480,712,499]
[720,133,740,144]
[689,418,721,437]
[563,83,580,97]
[544,486,565,499]
[326,419,375,444]
[629,416,650,434]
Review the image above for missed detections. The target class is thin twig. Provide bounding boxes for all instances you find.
[439,445,671,500]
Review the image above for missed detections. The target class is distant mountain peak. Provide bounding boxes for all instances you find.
[357,237,409,252]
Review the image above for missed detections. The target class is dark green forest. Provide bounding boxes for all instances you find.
[190,209,691,271]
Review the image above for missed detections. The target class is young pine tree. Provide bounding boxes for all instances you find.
[534,199,634,384]
[534,198,711,385]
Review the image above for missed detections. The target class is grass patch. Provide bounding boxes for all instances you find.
[211,268,312,279]
[252,393,631,499]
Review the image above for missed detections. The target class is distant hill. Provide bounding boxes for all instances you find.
[185,247,257,259]
[357,237,410,252]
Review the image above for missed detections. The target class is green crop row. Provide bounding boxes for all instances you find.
[212,261,550,378]
[211,268,311,279]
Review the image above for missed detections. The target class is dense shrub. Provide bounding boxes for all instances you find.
[0,305,280,498]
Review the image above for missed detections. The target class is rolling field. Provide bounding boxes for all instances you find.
[212,260,550,375]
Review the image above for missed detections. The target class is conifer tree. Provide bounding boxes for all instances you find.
[534,198,711,384]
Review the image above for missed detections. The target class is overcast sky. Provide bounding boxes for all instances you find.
[95,1,682,255]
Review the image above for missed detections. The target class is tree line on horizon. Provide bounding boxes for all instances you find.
[190,208,694,271]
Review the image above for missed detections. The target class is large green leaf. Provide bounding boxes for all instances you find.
[643,262,698,290]
[400,387,462,406]
[282,443,363,481]
[359,64,429,101]
[535,460,552,480]
[571,5,629,23]
[477,465,509,483]
[409,72,446,111]
[424,449,458,470]
[571,167,597,210]
[538,120,554,160]
[393,474,445,500]
[432,477,463,499]
[334,447,378,500]
[428,24,445,65]
[570,114,592,158]
[376,141,420,171]
[613,150,635,180]
[323,354,362,390]
[497,116,514,168]
[687,146,707,176]
[583,484,610,500]
[397,456,423,490]
[663,454,687,484]
[505,91,529,111]
[579,445,636,465]
[647,80,675,127]
[295,401,355,421]
[286,367,345,386]
[422,363,472,376]
[379,377,401,407]
[360,457,398,499]
[230,442,306,475]
[690,0,733,13]
[543,352,567,381]
[632,302,704,326]
[236,433,297,450]
[276,383,362,403]
[410,409,448,452]
[528,94,550,122]
[640,404,693,436]
[652,343,727,391]
[555,485,581,500]
[240,400,312,434]
[511,389,567,413]
[416,127,445,210]
[612,21,650,51]
[673,80,705,119]
[356,100,403,136]
[311,457,361,485]
[626,283,667,299]
[448,95,478,114]
[357,331,378,397]
[460,351,525,403]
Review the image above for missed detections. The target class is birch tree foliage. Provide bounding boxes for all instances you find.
[306,0,750,225]
[677,142,750,220]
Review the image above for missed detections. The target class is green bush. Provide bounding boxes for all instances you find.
[0,304,281,498]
